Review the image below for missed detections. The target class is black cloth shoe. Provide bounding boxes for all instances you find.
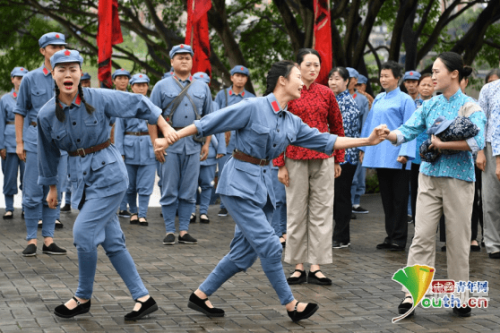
[130,213,139,225]
[398,295,414,316]
[407,215,413,223]
[390,243,405,251]
[118,210,131,218]
[21,211,24,219]
[287,302,319,322]
[179,233,197,244]
[489,252,500,259]
[190,213,197,223]
[308,270,332,285]
[340,242,350,248]
[441,245,447,252]
[139,218,148,226]
[280,237,286,248]
[43,243,67,255]
[218,208,228,217]
[22,244,37,257]
[351,213,357,220]
[3,211,13,219]
[287,270,306,285]
[471,243,481,252]
[332,241,342,249]
[54,297,91,318]
[55,219,63,229]
[124,296,158,321]
[188,292,224,317]
[376,241,392,249]
[352,206,369,214]
[38,220,42,229]
[453,305,472,317]
[200,214,210,224]
[163,234,176,245]
[60,204,71,213]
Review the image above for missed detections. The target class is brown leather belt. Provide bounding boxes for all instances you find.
[30,121,37,127]
[6,122,15,125]
[125,131,149,136]
[68,139,111,157]
[232,150,270,166]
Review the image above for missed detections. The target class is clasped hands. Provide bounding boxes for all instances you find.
[369,124,390,145]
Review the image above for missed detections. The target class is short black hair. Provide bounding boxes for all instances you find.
[328,66,350,86]
[296,48,321,65]
[418,73,432,85]
[485,68,500,84]
[380,61,403,79]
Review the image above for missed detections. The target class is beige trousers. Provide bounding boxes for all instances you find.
[284,158,334,265]
[405,174,474,293]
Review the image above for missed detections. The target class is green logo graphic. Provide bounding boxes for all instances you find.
[392,264,435,323]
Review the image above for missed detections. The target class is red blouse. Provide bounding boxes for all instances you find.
[273,83,345,167]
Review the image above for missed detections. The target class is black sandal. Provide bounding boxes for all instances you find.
[54,297,91,318]
[139,218,148,226]
[130,213,139,225]
[3,211,13,220]
[124,296,158,320]
[187,292,224,317]
[287,269,306,285]
[287,301,319,322]
[398,295,414,316]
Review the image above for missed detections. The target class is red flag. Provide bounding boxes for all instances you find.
[313,0,332,86]
[185,0,212,77]
[97,0,123,88]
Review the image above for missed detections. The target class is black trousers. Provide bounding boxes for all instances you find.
[333,163,357,243]
[471,165,484,241]
[376,168,409,247]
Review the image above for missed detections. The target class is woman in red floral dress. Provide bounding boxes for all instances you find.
[274,48,345,285]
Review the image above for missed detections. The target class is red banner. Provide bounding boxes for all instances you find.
[185,0,212,77]
[313,0,332,86]
[97,0,123,88]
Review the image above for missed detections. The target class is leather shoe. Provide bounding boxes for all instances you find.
[287,301,319,322]
[390,243,405,251]
[124,296,158,320]
[287,269,306,285]
[187,292,224,317]
[453,305,471,317]
[376,242,392,249]
[489,252,500,259]
[54,297,91,318]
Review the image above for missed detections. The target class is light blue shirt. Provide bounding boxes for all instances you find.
[194,93,337,208]
[360,87,416,170]
[14,64,54,153]
[200,102,226,167]
[37,88,161,208]
[150,75,212,155]
[0,90,18,153]
[411,98,427,165]
[479,79,500,155]
[214,86,256,154]
[395,89,486,182]
[114,115,156,166]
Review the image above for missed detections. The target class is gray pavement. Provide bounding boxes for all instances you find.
[0,193,498,332]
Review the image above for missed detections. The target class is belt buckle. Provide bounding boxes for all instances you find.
[77,148,86,157]
[259,159,267,166]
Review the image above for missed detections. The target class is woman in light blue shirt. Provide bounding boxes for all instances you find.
[360,61,416,252]
[386,52,486,319]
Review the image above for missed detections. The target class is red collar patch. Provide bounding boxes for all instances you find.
[229,90,233,96]
[43,67,49,75]
[75,94,81,106]
[241,91,245,97]
[271,101,280,112]
[189,75,193,81]
[12,92,17,98]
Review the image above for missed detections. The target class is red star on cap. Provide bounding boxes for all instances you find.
[241,67,244,70]
[55,34,60,39]
[20,68,24,71]
[121,68,124,71]
[139,75,143,78]
[200,74,204,77]
[64,50,71,56]
[410,72,413,75]
[180,44,184,48]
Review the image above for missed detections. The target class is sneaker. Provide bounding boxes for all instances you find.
[340,242,350,248]
[118,210,131,218]
[163,234,176,245]
[60,204,71,213]
[42,243,67,255]
[218,208,228,217]
[332,241,342,249]
[22,244,37,257]
[55,219,63,229]
[352,206,369,214]
[179,233,197,244]
[407,215,413,224]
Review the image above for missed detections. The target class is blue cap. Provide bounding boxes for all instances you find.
[346,67,359,79]
[357,74,368,84]
[50,50,83,69]
[11,67,29,77]
[112,68,131,80]
[130,73,150,85]
[193,72,210,84]
[230,65,250,77]
[169,44,194,59]
[81,72,91,80]
[403,70,421,81]
[39,32,67,48]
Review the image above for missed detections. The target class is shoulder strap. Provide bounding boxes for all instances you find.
[163,79,197,123]
[458,101,481,118]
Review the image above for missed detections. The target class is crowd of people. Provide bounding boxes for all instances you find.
[1,31,500,323]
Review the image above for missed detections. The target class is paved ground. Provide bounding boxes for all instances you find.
[0,193,498,332]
